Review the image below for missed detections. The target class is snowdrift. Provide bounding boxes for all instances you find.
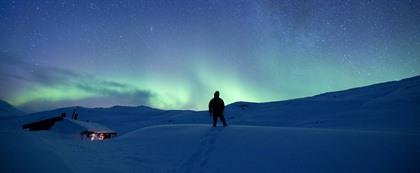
[51,118,117,140]
[117,124,420,173]
[0,131,72,173]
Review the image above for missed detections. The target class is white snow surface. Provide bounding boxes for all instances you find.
[51,118,116,135]
[1,76,420,172]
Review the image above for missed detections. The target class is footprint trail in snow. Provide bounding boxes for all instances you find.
[169,127,223,173]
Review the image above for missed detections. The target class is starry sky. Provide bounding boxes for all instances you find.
[1,0,420,113]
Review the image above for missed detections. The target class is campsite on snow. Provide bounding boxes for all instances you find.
[1,76,419,173]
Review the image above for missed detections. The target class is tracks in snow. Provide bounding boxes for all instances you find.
[169,127,223,173]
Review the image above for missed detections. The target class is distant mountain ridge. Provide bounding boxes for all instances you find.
[225,75,420,131]
[23,75,420,133]
[0,100,24,117]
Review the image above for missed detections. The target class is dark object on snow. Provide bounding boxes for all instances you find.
[209,91,227,127]
[22,114,65,131]
[71,109,79,120]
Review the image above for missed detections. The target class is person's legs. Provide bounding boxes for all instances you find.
[212,114,217,127]
[220,114,227,126]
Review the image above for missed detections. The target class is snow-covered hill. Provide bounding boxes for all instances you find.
[225,75,420,132]
[24,75,420,133]
[0,100,24,117]
[1,75,420,173]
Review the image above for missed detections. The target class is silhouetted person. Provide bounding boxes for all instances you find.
[61,112,66,118]
[72,109,76,119]
[208,91,227,127]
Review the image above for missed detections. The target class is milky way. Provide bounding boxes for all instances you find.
[1,0,420,112]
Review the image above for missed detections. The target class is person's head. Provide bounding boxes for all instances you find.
[214,91,220,98]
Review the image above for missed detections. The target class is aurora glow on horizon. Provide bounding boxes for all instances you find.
[1,0,420,113]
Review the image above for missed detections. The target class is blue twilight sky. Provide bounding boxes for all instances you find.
[1,0,420,113]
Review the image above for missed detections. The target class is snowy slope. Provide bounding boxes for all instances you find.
[25,106,199,134]
[0,100,24,117]
[1,75,420,173]
[13,124,419,173]
[24,75,420,133]
[225,75,420,132]
[0,131,72,173]
[120,125,420,173]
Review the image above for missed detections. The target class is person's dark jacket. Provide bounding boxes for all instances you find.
[209,96,225,116]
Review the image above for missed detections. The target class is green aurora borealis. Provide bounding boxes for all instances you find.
[1,0,420,112]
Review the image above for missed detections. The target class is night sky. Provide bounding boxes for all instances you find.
[1,0,420,113]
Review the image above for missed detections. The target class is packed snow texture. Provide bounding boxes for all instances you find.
[1,76,420,172]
